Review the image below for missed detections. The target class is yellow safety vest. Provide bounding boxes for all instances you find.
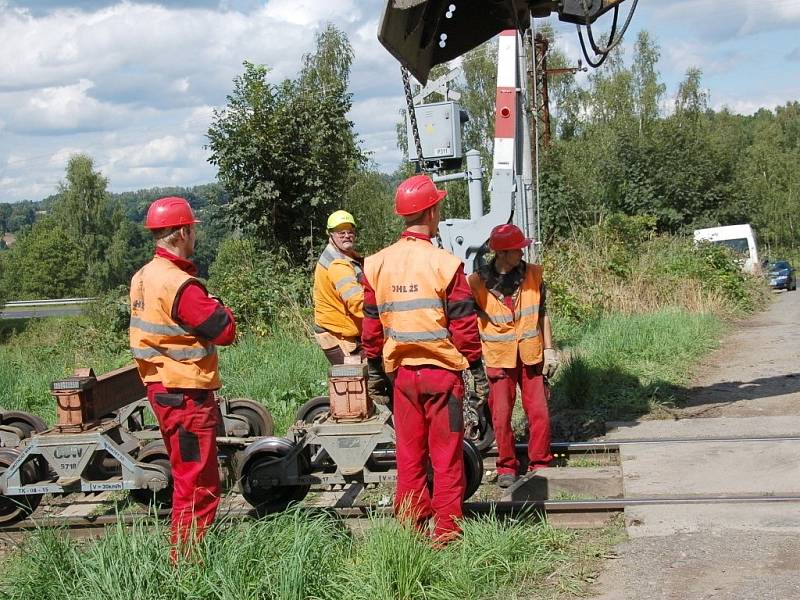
[313,243,363,337]
[364,236,468,373]
[468,263,544,369]
[129,256,220,389]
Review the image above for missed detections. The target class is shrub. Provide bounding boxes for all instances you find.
[544,214,769,324]
[208,237,311,336]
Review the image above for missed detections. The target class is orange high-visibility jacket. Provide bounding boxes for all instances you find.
[129,256,220,389]
[313,244,364,337]
[468,263,544,369]
[364,236,468,373]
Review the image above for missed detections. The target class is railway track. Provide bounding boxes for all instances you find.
[5,434,800,540]
[5,493,800,538]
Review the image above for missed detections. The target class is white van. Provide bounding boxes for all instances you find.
[693,224,760,274]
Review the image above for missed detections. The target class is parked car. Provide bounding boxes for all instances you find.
[767,260,796,291]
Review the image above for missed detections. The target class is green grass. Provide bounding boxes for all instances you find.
[0,317,327,434]
[0,510,606,600]
[219,335,328,434]
[550,308,725,425]
[1,308,722,435]
[0,316,129,420]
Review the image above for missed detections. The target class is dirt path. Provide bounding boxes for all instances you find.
[582,291,800,600]
[678,290,800,418]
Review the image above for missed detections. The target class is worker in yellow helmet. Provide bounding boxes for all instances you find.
[312,210,365,364]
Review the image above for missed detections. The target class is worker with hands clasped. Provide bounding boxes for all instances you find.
[129,197,236,561]
[313,210,365,364]
[361,174,488,544]
[468,224,559,488]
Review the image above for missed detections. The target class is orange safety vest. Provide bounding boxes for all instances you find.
[313,243,363,338]
[364,236,468,373]
[468,263,544,369]
[129,255,220,389]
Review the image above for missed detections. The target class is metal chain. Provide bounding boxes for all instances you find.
[401,66,426,173]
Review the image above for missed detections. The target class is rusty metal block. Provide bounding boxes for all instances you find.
[328,363,372,422]
[52,364,145,428]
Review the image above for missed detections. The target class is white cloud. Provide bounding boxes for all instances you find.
[8,79,126,134]
[48,146,83,167]
[712,95,791,116]
[0,1,796,203]
[263,0,360,27]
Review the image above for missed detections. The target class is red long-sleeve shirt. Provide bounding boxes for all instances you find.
[147,248,236,395]
[362,231,482,364]
[156,247,236,346]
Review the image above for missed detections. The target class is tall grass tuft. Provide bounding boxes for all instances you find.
[545,215,770,325]
[550,309,725,424]
[1,511,588,600]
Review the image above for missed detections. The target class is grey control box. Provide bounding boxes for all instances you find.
[407,100,466,162]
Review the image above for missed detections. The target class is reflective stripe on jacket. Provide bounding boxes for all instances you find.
[313,243,364,338]
[129,255,220,389]
[363,236,468,373]
[468,263,544,369]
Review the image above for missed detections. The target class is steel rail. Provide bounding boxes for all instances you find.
[548,434,800,453]
[7,493,800,535]
[289,434,800,464]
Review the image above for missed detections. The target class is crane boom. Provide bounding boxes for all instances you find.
[378,0,624,84]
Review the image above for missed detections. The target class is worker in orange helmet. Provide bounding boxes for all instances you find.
[312,210,365,364]
[361,174,488,544]
[129,196,236,561]
[468,223,560,488]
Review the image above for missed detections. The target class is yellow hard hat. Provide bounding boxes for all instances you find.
[327,210,356,231]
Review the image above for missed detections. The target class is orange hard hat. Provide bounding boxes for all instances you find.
[394,174,447,216]
[144,197,200,230]
[489,224,533,251]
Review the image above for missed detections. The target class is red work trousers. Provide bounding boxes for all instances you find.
[392,365,465,540]
[487,358,553,475]
[147,386,222,560]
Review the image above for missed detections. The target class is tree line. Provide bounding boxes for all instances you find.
[1,24,796,308]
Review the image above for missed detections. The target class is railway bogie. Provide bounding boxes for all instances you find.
[0,363,486,527]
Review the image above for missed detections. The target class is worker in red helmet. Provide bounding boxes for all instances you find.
[129,196,236,561]
[468,224,560,488]
[362,174,488,544]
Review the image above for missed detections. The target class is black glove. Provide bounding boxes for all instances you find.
[367,358,392,406]
[469,360,489,407]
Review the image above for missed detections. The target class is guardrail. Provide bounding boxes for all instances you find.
[0,297,97,319]
[3,297,96,308]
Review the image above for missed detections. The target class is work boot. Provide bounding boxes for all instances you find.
[497,473,517,488]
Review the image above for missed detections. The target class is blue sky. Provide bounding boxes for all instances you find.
[0,0,798,203]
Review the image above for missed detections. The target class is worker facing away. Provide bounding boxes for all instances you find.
[129,196,236,561]
[313,210,365,364]
[468,224,560,488]
[362,174,489,544]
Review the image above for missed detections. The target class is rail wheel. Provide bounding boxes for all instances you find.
[239,438,310,516]
[1,410,48,439]
[0,448,43,527]
[464,401,495,454]
[462,438,484,500]
[228,399,274,437]
[1,411,50,479]
[130,441,173,508]
[427,439,484,501]
[295,396,330,424]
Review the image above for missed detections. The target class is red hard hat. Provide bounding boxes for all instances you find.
[144,197,200,230]
[394,174,447,216]
[489,224,533,251]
